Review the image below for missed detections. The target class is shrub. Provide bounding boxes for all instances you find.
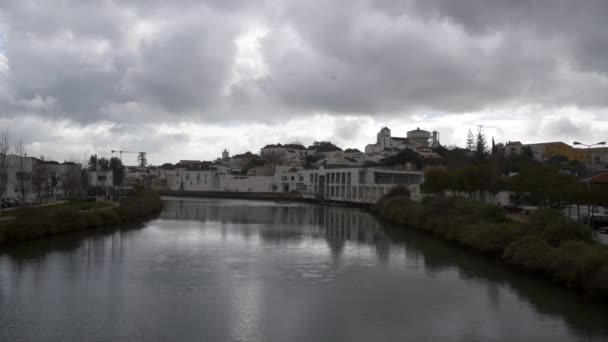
[83,211,105,229]
[0,223,8,244]
[502,236,553,272]
[459,222,526,256]
[385,186,411,199]
[98,209,122,226]
[546,241,608,291]
[52,208,88,234]
[591,266,608,298]
[527,208,592,246]
[8,207,55,240]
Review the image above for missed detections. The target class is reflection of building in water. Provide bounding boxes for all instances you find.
[160,199,391,258]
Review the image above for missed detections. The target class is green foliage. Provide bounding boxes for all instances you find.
[309,141,342,152]
[459,222,526,255]
[7,207,55,240]
[503,236,552,272]
[421,168,451,195]
[508,165,585,206]
[528,208,592,246]
[466,129,475,151]
[375,195,608,298]
[380,149,423,169]
[0,193,162,245]
[475,126,488,162]
[52,208,87,234]
[110,157,125,187]
[421,164,500,197]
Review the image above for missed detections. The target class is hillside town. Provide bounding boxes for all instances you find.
[3,126,607,209]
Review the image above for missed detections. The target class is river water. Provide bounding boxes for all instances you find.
[1,197,608,342]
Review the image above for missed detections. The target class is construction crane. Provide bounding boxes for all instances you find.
[111,150,148,166]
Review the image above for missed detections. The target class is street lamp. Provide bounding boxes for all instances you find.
[573,141,606,227]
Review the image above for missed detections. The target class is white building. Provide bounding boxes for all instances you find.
[3,154,34,199]
[88,170,113,187]
[261,144,315,163]
[291,166,424,203]
[365,127,440,155]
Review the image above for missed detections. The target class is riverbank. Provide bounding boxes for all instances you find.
[159,190,370,207]
[0,192,162,246]
[374,194,608,299]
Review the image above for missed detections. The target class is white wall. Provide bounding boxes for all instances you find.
[220,175,275,192]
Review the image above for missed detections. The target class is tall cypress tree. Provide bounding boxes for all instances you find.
[475,125,488,161]
[466,129,475,151]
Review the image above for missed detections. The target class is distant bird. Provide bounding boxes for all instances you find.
[330,75,337,80]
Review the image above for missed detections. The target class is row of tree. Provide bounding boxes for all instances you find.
[422,163,608,216]
[87,154,125,187]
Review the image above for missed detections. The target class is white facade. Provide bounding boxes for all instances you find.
[293,167,424,203]
[88,170,113,187]
[365,127,409,154]
[157,162,425,204]
[3,154,34,199]
[220,175,275,192]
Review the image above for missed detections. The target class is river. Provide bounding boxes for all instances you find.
[1,197,608,341]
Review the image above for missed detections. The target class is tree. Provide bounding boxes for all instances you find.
[110,157,125,187]
[0,123,9,206]
[31,162,48,203]
[98,157,110,171]
[475,126,488,162]
[421,168,451,195]
[380,149,423,169]
[138,152,147,168]
[62,165,83,199]
[520,146,534,161]
[15,140,28,202]
[87,155,98,171]
[466,129,475,151]
[310,141,342,152]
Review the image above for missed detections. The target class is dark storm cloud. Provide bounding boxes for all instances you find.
[2,0,608,123]
[251,0,608,116]
[0,0,607,159]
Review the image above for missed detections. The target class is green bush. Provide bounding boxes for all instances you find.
[591,266,608,298]
[98,209,122,226]
[83,211,105,229]
[0,223,8,244]
[528,208,592,246]
[375,195,608,299]
[503,236,553,272]
[0,192,162,245]
[52,208,87,234]
[459,222,526,255]
[8,207,55,240]
[546,241,608,291]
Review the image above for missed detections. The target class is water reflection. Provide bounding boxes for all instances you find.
[0,197,608,342]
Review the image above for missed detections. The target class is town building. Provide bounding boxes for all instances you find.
[497,141,608,169]
[365,127,440,155]
[288,166,424,203]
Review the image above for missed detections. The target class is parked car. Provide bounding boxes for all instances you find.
[598,227,608,234]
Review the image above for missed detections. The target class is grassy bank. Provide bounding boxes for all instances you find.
[0,193,162,246]
[374,194,608,298]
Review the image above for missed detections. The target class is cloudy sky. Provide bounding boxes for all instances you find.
[1,0,607,165]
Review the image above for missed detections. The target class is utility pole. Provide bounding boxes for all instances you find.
[573,141,606,227]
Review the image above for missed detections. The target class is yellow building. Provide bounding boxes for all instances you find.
[526,142,608,166]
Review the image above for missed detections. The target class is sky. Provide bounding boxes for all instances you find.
[0,0,607,165]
